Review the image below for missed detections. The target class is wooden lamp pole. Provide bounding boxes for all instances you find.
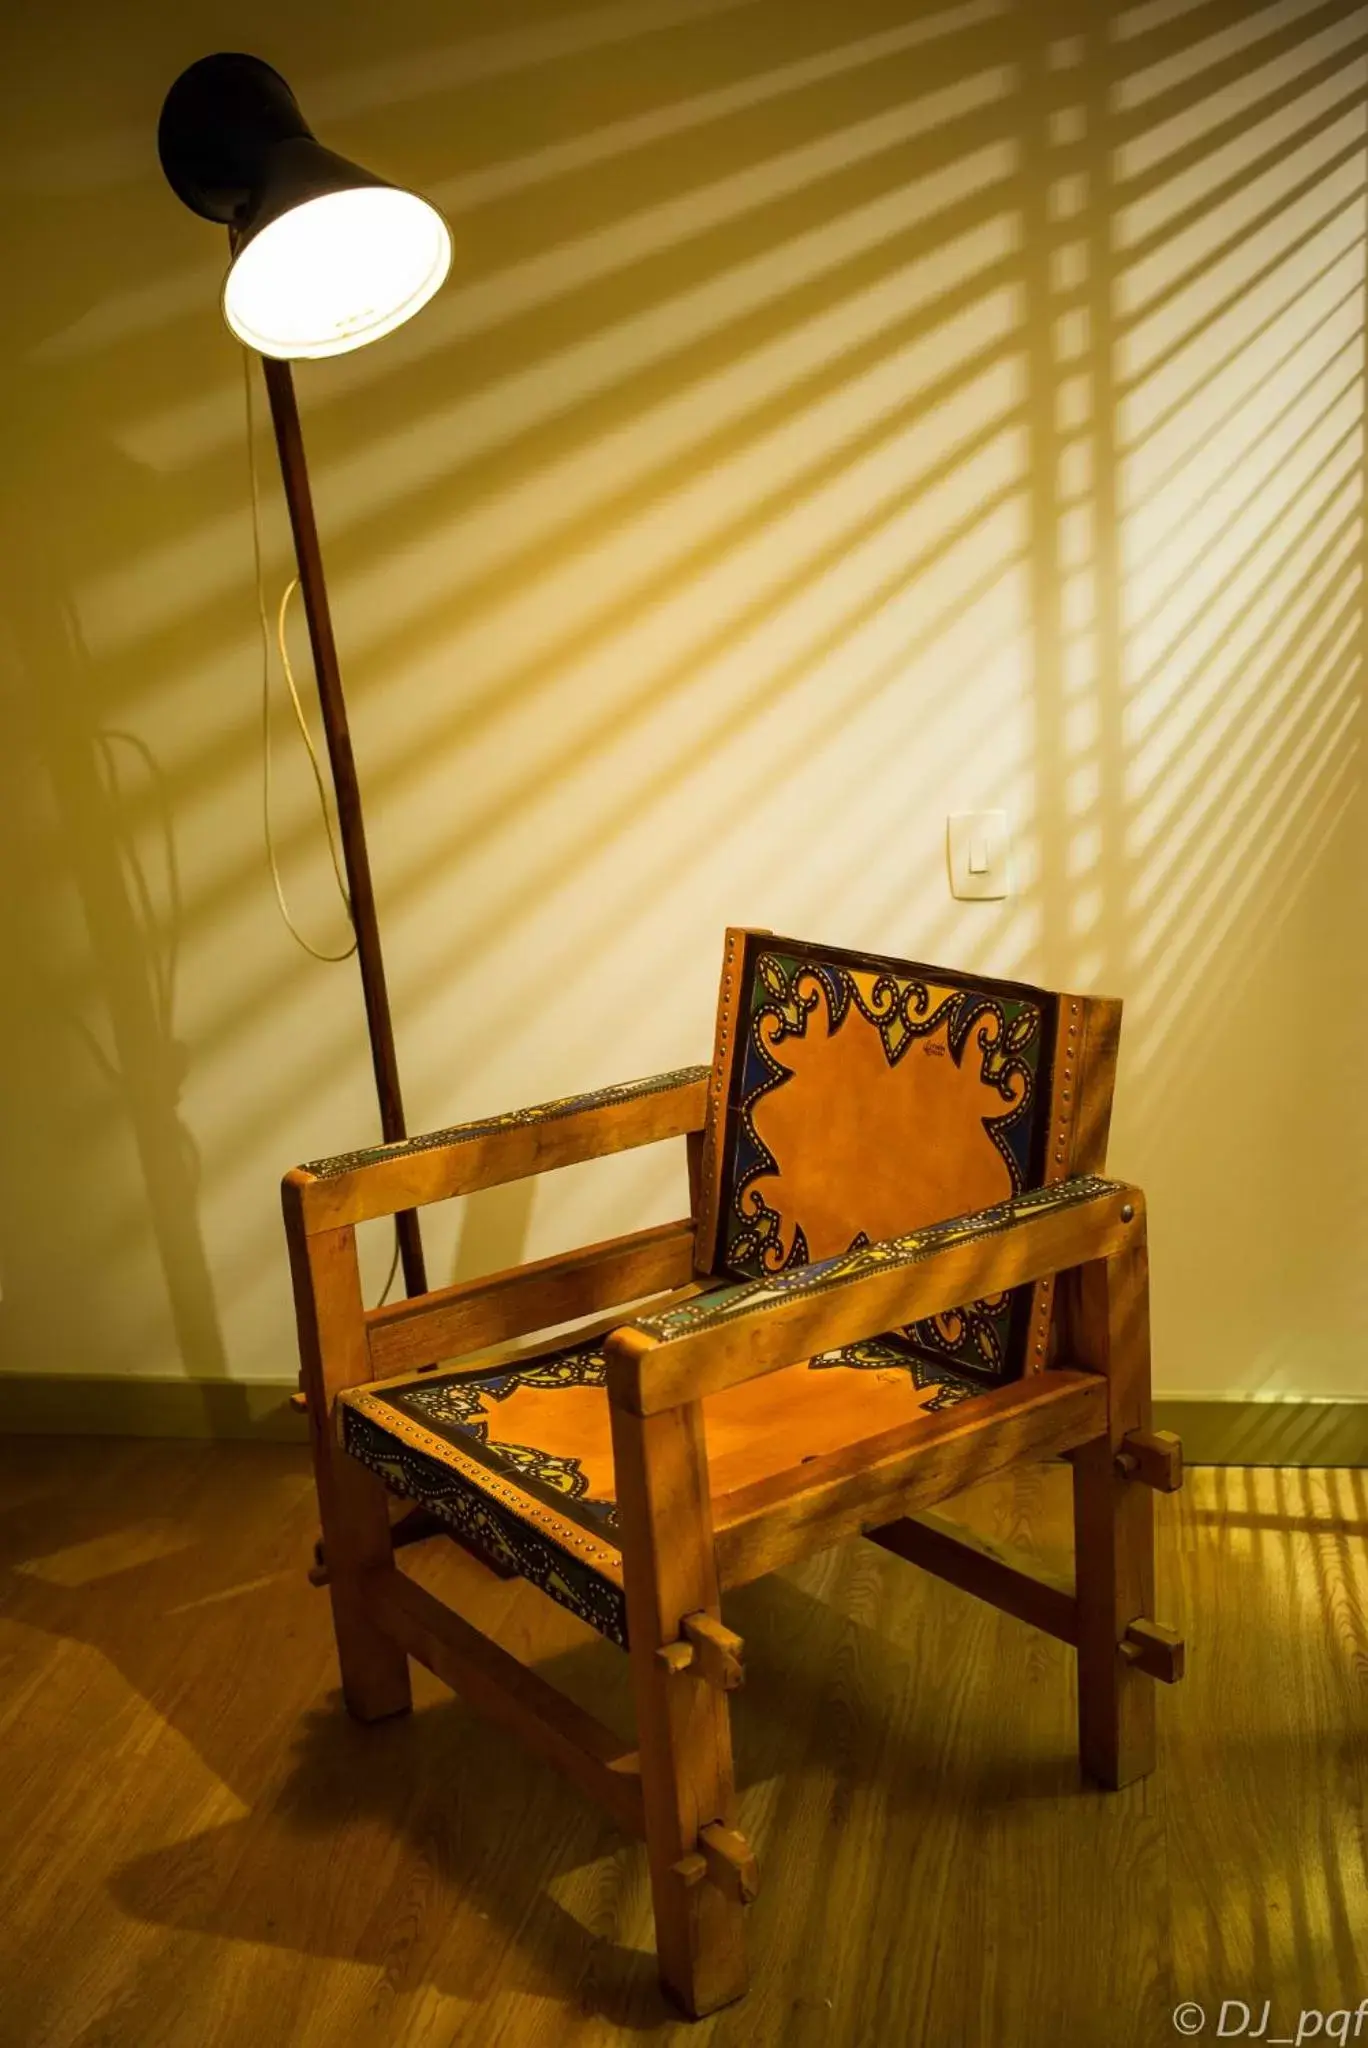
[261,357,428,1298]
[157,53,454,1302]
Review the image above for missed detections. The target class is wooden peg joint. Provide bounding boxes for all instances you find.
[1120,1618,1185,1683]
[1114,1428,1183,1492]
[674,1823,759,1904]
[684,1611,745,1689]
[671,1826,757,1900]
[656,1612,745,1690]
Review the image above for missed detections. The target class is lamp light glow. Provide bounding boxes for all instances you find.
[223,186,451,359]
[158,53,450,359]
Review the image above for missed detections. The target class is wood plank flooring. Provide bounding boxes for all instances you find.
[0,1439,1363,2048]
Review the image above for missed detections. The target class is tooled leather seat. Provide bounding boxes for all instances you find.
[336,931,1106,1642]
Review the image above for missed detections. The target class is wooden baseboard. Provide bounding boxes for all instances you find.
[0,1374,307,1443]
[0,1377,1363,1466]
[1151,1396,1368,1468]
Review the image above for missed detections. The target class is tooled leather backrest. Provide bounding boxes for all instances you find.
[695,929,1121,1383]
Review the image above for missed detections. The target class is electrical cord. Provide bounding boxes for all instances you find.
[244,347,357,963]
[244,348,401,1305]
[374,1233,401,1308]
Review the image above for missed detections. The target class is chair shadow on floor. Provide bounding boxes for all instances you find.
[100,1539,1094,2020]
[112,1683,667,2024]
[0,1440,1133,2024]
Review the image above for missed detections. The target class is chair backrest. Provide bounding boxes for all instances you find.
[695,929,1121,1384]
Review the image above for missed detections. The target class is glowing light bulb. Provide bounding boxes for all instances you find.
[223,186,452,360]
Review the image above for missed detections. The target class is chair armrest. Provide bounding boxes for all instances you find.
[284,1065,709,1233]
[606,1175,1143,1415]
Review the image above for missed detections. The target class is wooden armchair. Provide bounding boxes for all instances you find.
[283,929,1184,2018]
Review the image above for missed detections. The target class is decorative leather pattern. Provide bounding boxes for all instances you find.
[303,1066,709,1179]
[381,1339,619,1534]
[337,1326,995,1644]
[807,1336,985,1413]
[706,934,1061,1383]
[732,955,1041,1269]
[340,1402,630,1646]
[634,1175,1124,1341]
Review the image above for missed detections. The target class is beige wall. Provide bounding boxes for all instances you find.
[0,0,1364,1401]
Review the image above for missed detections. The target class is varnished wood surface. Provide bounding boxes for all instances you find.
[612,1398,748,2015]
[712,1369,1107,1586]
[289,1072,709,1235]
[363,1221,698,1379]
[286,1219,411,1725]
[1,1438,1363,2048]
[865,1509,1078,1644]
[610,1181,1142,1414]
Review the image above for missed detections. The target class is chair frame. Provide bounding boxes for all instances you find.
[283,1064,1183,2020]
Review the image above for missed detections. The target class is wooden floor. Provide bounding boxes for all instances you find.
[0,1439,1364,2048]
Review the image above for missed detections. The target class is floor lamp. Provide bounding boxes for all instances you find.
[158,53,453,1297]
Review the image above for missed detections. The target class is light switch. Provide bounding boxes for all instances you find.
[948,811,1010,900]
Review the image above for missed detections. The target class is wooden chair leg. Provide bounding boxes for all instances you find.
[324,1458,413,1723]
[1071,1434,1156,1788]
[1066,1237,1157,1790]
[611,1396,748,2019]
[286,1209,411,1723]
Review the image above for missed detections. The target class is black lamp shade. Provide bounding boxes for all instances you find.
[158,53,451,359]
